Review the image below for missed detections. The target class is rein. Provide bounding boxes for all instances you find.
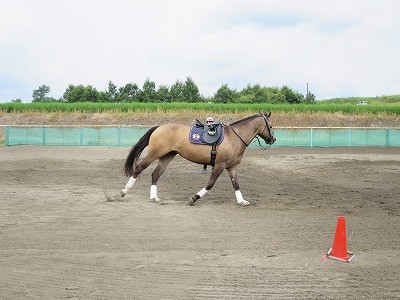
[254,136,272,150]
[231,127,249,146]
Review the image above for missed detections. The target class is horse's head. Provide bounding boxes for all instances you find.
[259,112,276,145]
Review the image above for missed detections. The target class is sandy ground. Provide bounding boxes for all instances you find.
[0,145,399,299]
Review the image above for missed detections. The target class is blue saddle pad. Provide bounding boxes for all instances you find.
[189,125,224,145]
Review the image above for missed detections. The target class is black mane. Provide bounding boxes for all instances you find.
[229,114,260,126]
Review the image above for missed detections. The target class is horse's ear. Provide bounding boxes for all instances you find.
[267,112,271,118]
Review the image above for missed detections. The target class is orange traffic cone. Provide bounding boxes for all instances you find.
[326,216,355,262]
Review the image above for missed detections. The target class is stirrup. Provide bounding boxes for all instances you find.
[208,129,216,136]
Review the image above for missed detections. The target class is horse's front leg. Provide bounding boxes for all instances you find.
[188,164,224,205]
[228,166,250,206]
[150,151,177,202]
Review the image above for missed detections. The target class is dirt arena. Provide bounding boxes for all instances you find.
[0,145,399,299]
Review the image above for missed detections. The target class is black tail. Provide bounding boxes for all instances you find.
[124,126,159,176]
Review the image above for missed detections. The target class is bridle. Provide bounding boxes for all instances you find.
[231,113,274,149]
[261,113,273,139]
[257,113,274,149]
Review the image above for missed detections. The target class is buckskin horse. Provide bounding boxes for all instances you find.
[121,112,276,206]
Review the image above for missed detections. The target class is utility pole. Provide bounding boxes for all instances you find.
[306,82,309,95]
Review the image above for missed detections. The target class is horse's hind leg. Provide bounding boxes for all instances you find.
[121,156,156,197]
[150,151,177,202]
[188,164,225,205]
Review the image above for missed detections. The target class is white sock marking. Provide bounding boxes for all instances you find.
[150,185,157,199]
[196,188,208,198]
[235,190,250,206]
[122,176,136,194]
[235,190,244,203]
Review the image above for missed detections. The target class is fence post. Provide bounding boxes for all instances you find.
[42,127,46,145]
[5,126,10,146]
[117,127,121,146]
[80,127,83,146]
[310,128,313,147]
[385,129,390,146]
[348,128,352,146]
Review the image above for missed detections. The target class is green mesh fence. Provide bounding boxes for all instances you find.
[274,128,400,147]
[5,126,151,147]
[5,126,400,147]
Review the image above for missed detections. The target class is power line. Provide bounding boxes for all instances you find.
[309,80,400,87]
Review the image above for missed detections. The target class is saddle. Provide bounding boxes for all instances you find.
[190,120,224,146]
[189,120,225,167]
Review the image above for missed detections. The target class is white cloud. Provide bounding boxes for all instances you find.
[1,0,400,102]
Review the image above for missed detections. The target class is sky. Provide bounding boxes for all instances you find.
[1,0,400,102]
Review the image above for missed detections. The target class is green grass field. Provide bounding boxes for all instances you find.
[1,95,400,115]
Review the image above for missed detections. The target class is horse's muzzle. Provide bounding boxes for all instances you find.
[268,136,276,145]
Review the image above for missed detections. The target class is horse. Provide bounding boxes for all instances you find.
[120,112,276,206]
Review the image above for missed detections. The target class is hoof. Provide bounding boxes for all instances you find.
[150,196,162,203]
[120,190,126,198]
[238,200,250,206]
[188,195,199,206]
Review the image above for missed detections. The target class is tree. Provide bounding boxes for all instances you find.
[214,84,238,103]
[269,92,286,103]
[239,84,286,103]
[52,79,309,104]
[281,85,304,104]
[63,84,82,102]
[138,78,156,102]
[304,91,317,104]
[32,85,51,102]
[118,83,139,102]
[170,80,185,102]
[98,91,109,103]
[63,84,84,102]
[238,84,256,103]
[83,85,99,102]
[263,86,279,102]
[107,81,118,102]
[182,77,202,102]
[63,84,99,102]
[156,85,171,102]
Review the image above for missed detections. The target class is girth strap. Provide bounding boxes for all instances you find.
[210,145,217,167]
